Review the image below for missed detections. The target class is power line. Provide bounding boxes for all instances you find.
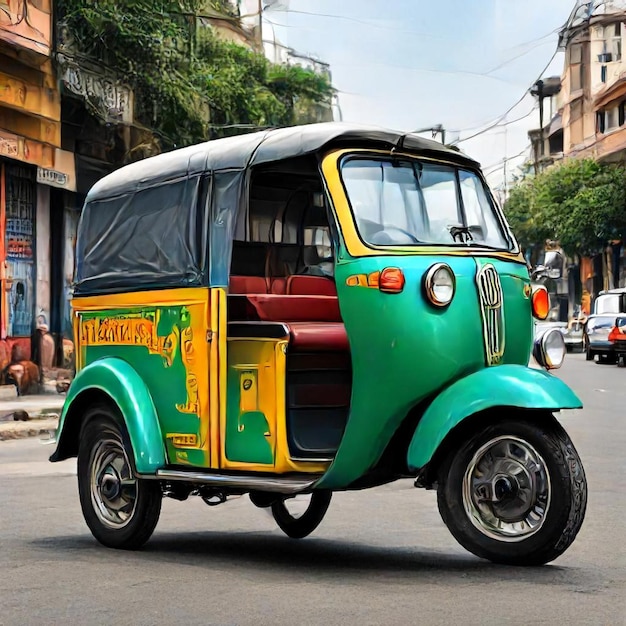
[452,46,560,145]
[263,9,445,39]
[264,16,556,84]
[485,39,555,77]
[453,105,539,145]
[483,144,532,175]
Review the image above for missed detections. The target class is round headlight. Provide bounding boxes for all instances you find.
[533,328,566,369]
[424,263,455,307]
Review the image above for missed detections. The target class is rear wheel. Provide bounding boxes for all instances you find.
[584,336,593,361]
[271,491,332,538]
[597,353,616,365]
[437,417,587,566]
[77,406,162,550]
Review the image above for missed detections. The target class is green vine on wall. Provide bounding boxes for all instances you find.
[57,0,335,154]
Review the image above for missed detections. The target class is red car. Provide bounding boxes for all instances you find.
[608,315,626,367]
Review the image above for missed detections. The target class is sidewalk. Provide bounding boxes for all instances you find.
[0,394,64,441]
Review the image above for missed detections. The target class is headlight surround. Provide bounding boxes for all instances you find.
[424,263,455,307]
[533,328,566,369]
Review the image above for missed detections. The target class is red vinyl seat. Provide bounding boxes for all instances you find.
[287,275,336,296]
[229,275,268,294]
[269,277,287,294]
[228,275,347,353]
[243,295,341,323]
[287,322,349,352]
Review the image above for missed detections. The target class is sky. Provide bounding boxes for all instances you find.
[260,0,578,192]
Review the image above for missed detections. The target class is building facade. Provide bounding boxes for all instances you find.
[0,0,77,385]
[525,2,626,315]
[530,3,626,165]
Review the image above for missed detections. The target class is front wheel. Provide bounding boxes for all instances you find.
[437,417,587,566]
[271,491,332,538]
[78,407,162,550]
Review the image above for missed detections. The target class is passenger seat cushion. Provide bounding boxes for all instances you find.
[229,275,268,294]
[245,295,342,322]
[270,278,287,294]
[287,275,337,296]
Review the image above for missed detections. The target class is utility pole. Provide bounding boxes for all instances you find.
[412,124,446,144]
[530,78,545,175]
[257,0,263,51]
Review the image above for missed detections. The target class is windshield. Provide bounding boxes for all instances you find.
[587,316,615,330]
[340,157,512,250]
[594,294,622,314]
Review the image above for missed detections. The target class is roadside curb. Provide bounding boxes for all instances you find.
[0,417,59,441]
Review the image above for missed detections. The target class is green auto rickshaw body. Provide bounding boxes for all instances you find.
[52,357,166,473]
[314,254,582,490]
[51,122,582,494]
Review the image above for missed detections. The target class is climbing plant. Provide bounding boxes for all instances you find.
[57,0,334,152]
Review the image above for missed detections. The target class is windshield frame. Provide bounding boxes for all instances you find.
[329,150,519,256]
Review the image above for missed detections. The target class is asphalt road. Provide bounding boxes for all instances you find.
[1,354,624,626]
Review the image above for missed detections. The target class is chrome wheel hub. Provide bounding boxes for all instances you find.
[90,438,137,529]
[462,435,551,542]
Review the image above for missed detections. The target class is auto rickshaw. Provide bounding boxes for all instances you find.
[50,122,587,565]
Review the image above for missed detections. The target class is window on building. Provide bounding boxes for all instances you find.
[549,130,564,155]
[570,43,583,64]
[596,106,623,133]
[601,23,622,61]
[607,106,620,130]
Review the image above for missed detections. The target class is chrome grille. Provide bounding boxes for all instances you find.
[476,264,505,365]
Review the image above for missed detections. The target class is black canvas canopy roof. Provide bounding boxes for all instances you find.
[75,122,481,296]
[86,122,479,202]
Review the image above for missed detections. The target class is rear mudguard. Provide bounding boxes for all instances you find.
[407,364,582,472]
[50,358,166,474]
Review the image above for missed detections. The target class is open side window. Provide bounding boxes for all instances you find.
[229,155,337,290]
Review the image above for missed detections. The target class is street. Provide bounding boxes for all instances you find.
[1,354,624,626]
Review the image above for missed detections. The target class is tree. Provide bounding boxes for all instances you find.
[57,0,335,153]
[504,158,626,257]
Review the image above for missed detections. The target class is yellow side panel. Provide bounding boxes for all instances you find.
[221,336,330,474]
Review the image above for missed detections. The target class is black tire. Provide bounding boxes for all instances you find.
[585,340,593,361]
[437,416,587,566]
[618,355,626,368]
[77,406,162,550]
[271,491,332,539]
[597,353,616,365]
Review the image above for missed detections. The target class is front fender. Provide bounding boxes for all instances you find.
[50,358,166,474]
[407,364,582,472]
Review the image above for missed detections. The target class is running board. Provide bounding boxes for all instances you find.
[139,469,323,494]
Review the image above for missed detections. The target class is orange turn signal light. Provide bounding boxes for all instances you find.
[531,286,550,320]
[379,267,405,294]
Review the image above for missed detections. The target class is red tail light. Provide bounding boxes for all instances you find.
[609,326,619,342]
[379,267,405,294]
